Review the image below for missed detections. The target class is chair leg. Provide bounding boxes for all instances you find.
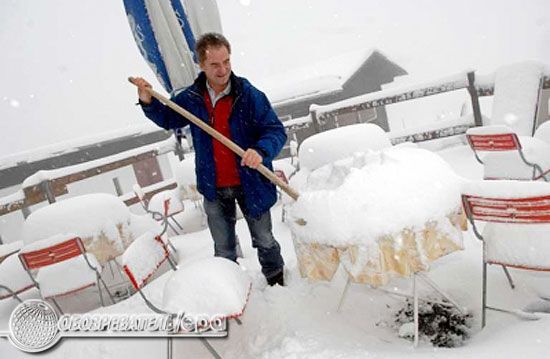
[167,337,173,359]
[170,216,184,230]
[199,338,221,359]
[482,261,487,328]
[97,278,106,307]
[167,221,180,235]
[413,273,419,347]
[97,273,116,304]
[337,276,352,313]
[501,265,515,289]
[50,298,64,314]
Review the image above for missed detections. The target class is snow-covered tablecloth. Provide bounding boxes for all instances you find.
[287,147,466,287]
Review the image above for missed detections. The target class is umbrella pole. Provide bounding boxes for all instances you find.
[129,77,300,201]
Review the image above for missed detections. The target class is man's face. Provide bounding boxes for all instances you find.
[200,45,231,91]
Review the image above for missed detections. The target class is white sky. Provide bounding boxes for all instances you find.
[1,0,548,158]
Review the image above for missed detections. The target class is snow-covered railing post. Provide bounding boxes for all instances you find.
[310,108,321,134]
[39,180,56,204]
[466,71,483,127]
[112,177,123,196]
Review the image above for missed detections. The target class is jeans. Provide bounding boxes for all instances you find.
[203,186,284,280]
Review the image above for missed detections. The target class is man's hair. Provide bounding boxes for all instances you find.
[195,33,231,64]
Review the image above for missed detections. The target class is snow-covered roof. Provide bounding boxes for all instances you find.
[258,48,404,107]
[0,123,162,170]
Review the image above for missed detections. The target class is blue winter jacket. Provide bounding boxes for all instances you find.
[141,72,287,218]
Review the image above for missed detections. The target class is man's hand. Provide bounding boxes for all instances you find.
[241,149,263,169]
[133,77,153,104]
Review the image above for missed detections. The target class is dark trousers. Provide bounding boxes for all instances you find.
[203,186,284,280]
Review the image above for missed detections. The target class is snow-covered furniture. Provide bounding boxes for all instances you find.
[21,193,159,264]
[18,233,115,313]
[298,123,392,171]
[462,180,550,327]
[488,61,545,136]
[0,253,36,302]
[134,184,185,235]
[466,125,550,181]
[122,234,250,358]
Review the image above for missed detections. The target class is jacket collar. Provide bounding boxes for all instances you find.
[191,71,243,98]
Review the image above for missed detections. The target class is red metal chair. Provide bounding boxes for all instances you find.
[466,125,549,181]
[18,234,115,313]
[462,181,550,327]
[133,184,185,235]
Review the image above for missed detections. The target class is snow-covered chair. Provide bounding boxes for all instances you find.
[461,180,550,327]
[0,253,36,303]
[18,233,115,313]
[122,235,250,358]
[133,184,185,235]
[466,125,550,181]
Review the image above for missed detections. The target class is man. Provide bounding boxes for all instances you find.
[133,33,286,286]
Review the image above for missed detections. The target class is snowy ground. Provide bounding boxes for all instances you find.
[1,142,550,358]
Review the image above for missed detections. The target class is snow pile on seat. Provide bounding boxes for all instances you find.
[298,123,391,171]
[20,193,159,263]
[0,253,34,296]
[162,257,251,317]
[288,147,465,245]
[122,231,167,289]
[490,61,544,136]
[467,125,550,180]
[463,180,550,268]
[36,253,101,298]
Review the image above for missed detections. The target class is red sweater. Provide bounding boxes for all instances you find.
[204,92,241,188]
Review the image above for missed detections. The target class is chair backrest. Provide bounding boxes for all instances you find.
[466,132,522,154]
[121,233,170,291]
[462,193,550,225]
[19,237,85,271]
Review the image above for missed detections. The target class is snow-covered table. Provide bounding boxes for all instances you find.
[287,147,466,287]
[20,193,160,264]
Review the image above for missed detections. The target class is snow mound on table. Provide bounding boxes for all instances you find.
[20,193,159,263]
[162,257,251,317]
[288,147,465,245]
[298,123,391,171]
[122,232,168,288]
[21,194,130,246]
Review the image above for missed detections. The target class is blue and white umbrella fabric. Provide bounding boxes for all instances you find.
[123,0,223,95]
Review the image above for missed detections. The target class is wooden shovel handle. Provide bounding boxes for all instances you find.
[129,77,300,201]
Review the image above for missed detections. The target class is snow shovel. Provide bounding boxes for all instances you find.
[128,77,301,202]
